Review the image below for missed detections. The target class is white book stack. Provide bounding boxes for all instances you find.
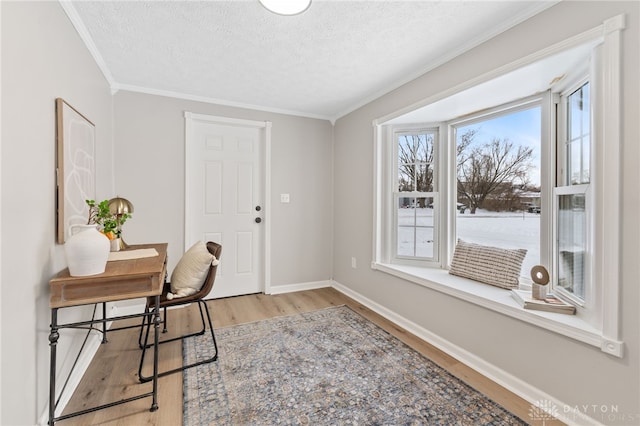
[511,289,576,315]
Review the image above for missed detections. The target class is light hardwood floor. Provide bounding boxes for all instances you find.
[60,288,562,425]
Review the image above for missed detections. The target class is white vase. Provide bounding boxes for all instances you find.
[65,224,110,276]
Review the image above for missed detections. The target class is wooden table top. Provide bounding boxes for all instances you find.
[50,243,168,308]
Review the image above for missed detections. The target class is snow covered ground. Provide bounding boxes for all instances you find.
[398,207,540,275]
[457,209,540,275]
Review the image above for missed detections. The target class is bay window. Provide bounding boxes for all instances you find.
[372,15,624,356]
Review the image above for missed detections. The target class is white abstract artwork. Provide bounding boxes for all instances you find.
[56,98,96,243]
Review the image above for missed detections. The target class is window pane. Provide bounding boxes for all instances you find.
[398,168,413,192]
[398,197,417,225]
[398,135,415,191]
[397,197,435,259]
[566,83,590,184]
[415,227,434,258]
[455,106,541,277]
[416,163,433,192]
[415,198,433,225]
[397,226,415,257]
[569,142,583,185]
[557,193,586,300]
[397,132,435,192]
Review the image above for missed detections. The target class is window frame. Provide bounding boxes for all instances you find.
[371,14,625,357]
[447,95,548,280]
[554,78,593,309]
[391,126,440,265]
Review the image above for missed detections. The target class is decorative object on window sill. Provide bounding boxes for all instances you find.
[108,197,134,250]
[530,264,550,299]
[259,0,311,16]
[64,224,110,276]
[86,198,133,251]
[511,289,576,315]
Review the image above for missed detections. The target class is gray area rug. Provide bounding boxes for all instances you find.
[183,306,527,425]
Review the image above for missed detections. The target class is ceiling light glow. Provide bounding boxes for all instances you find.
[259,0,311,16]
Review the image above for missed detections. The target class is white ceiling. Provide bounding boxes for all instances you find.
[65,1,557,122]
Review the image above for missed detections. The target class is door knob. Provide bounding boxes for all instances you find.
[255,206,261,211]
[255,217,262,223]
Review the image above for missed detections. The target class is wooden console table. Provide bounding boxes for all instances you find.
[48,243,167,425]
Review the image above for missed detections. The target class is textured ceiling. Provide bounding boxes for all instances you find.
[66,1,555,121]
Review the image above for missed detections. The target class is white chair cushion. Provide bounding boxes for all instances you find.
[168,241,216,299]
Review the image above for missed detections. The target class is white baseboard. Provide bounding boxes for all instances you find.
[331,280,601,426]
[267,279,331,295]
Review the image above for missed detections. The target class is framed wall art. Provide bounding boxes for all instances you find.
[56,98,96,243]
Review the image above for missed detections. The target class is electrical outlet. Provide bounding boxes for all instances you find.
[280,193,290,203]
[351,257,357,269]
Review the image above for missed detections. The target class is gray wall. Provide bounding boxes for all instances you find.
[113,91,334,289]
[333,1,639,422]
[1,2,114,424]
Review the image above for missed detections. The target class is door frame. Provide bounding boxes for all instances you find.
[184,112,272,295]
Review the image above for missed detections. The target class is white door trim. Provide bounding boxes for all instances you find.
[184,111,272,295]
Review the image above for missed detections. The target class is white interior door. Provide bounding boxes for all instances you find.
[185,113,267,298]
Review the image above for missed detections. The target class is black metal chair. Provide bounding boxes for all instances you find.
[138,241,221,382]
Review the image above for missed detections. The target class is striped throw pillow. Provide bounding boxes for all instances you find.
[449,239,527,289]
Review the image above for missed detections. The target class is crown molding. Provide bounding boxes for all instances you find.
[58,1,115,87]
[331,1,560,123]
[113,83,333,123]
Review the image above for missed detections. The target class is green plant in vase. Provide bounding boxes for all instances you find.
[86,199,131,241]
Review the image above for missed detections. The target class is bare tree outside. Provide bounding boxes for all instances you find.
[398,133,435,208]
[457,134,534,214]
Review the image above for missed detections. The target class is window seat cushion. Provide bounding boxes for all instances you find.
[449,239,526,289]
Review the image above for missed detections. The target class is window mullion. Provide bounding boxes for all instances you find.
[540,91,556,276]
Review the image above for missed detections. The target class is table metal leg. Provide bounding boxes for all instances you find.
[101,302,108,344]
[49,309,59,425]
[150,294,160,412]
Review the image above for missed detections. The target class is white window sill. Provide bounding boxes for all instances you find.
[371,262,623,357]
